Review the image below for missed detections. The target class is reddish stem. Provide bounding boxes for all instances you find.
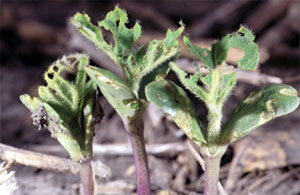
[203,156,221,195]
[122,117,151,195]
[80,159,94,195]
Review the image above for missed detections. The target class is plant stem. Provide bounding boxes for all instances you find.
[203,156,221,195]
[80,159,94,195]
[122,117,151,195]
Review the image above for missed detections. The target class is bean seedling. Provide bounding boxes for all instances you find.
[19,6,300,195]
[145,26,300,195]
[72,6,183,195]
[20,54,103,195]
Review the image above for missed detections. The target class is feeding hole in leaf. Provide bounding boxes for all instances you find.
[185,73,192,79]
[204,51,208,57]
[60,71,76,82]
[227,47,245,64]
[196,79,202,86]
[47,73,54,79]
[53,66,59,72]
[237,31,245,37]
[50,88,57,95]
[66,56,77,65]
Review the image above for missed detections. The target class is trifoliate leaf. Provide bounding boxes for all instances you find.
[73,7,183,98]
[98,6,141,56]
[184,36,214,69]
[72,13,118,65]
[212,26,258,70]
[170,62,208,101]
[20,54,102,161]
[184,26,258,70]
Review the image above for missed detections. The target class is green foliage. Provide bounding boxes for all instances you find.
[147,26,299,151]
[72,6,183,119]
[170,62,208,101]
[145,80,206,144]
[84,65,138,118]
[184,26,258,70]
[20,54,102,161]
[221,85,300,144]
[170,62,237,105]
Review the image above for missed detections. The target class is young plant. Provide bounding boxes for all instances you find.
[20,54,103,195]
[145,26,300,195]
[72,6,183,195]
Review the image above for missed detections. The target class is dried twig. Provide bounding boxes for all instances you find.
[186,141,228,195]
[188,0,251,37]
[263,167,300,192]
[0,143,111,180]
[137,33,269,65]
[29,142,186,157]
[177,59,282,86]
[244,0,292,33]
[243,175,270,193]
[225,139,251,191]
[120,2,176,30]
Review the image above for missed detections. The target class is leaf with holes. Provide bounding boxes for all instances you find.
[98,6,141,56]
[184,26,258,70]
[145,80,206,144]
[20,54,102,161]
[212,26,258,70]
[73,6,184,98]
[220,85,300,144]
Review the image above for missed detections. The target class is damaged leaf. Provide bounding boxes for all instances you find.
[20,54,103,161]
[220,85,300,144]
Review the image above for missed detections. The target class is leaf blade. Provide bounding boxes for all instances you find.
[221,85,300,144]
[146,80,206,144]
[85,65,139,118]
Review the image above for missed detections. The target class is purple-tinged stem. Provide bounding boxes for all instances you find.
[203,156,221,195]
[80,159,94,195]
[122,117,151,195]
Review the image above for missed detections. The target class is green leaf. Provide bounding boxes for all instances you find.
[170,62,208,101]
[212,26,258,70]
[84,65,139,118]
[132,26,184,98]
[73,8,183,98]
[163,26,184,47]
[183,26,258,70]
[98,6,141,56]
[20,94,85,161]
[146,80,206,144]
[216,71,237,104]
[20,54,102,161]
[184,36,214,69]
[220,85,300,144]
[72,12,120,68]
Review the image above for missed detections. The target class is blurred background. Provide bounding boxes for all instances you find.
[1,1,299,194]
